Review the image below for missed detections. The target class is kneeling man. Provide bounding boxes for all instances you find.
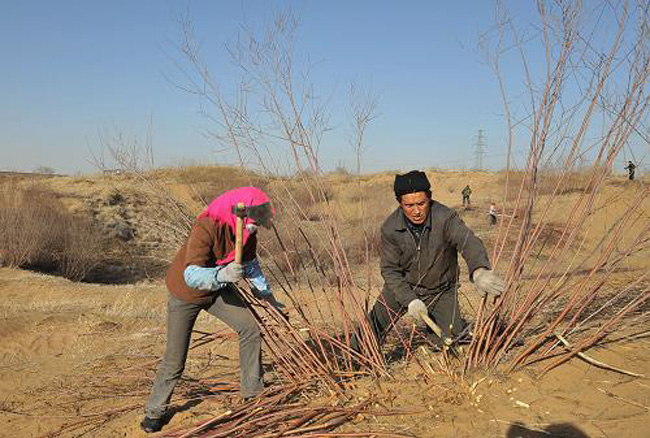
[367,170,504,346]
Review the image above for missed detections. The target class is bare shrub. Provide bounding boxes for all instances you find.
[468,0,649,375]
[51,213,104,281]
[0,183,105,281]
[0,183,54,267]
[88,7,390,389]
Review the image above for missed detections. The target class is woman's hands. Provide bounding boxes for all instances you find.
[216,262,244,283]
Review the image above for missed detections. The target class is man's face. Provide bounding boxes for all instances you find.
[399,191,431,225]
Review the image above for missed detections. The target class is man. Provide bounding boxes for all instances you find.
[462,185,472,207]
[365,170,504,348]
[624,161,636,181]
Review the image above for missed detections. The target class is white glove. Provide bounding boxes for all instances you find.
[407,299,428,322]
[216,262,243,283]
[245,223,258,234]
[473,268,505,296]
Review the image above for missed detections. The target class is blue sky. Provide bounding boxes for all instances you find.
[0,1,645,175]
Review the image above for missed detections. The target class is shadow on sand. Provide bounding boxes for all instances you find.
[507,422,591,438]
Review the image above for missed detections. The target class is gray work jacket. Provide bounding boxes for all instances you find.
[380,200,491,306]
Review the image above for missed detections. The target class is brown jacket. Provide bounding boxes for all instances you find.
[380,201,491,306]
[166,217,257,305]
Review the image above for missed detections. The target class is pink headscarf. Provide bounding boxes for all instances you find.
[198,187,272,265]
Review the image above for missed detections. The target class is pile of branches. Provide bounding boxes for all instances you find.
[152,383,413,438]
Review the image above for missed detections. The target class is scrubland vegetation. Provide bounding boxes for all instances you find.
[0,181,104,281]
[1,0,648,436]
[0,166,647,438]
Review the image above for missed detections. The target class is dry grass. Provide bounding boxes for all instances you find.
[2,165,646,386]
[498,167,601,201]
[0,183,105,281]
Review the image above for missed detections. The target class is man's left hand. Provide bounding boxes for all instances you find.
[473,268,506,296]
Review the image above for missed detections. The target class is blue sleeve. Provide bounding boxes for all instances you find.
[242,258,272,296]
[183,265,228,291]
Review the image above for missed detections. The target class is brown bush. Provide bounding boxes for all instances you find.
[0,184,54,267]
[51,213,104,281]
[0,184,104,281]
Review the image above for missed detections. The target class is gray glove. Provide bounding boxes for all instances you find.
[407,298,428,322]
[216,262,243,283]
[473,268,505,296]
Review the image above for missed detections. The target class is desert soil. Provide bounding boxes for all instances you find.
[1,267,648,438]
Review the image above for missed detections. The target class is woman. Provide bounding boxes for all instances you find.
[141,187,282,433]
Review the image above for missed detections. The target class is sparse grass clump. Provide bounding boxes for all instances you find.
[499,167,601,201]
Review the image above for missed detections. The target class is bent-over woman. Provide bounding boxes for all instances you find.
[141,187,283,433]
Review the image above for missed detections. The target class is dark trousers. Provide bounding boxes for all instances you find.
[145,288,262,419]
[367,286,464,347]
[462,195,471,206]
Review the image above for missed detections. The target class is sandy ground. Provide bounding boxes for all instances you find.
[0,267,648,438]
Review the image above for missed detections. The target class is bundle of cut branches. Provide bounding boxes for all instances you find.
[152,383,414,438]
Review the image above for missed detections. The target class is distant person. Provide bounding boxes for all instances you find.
[488,202,498,227]
[624,160,636,180]
[461,185,472,207]
[359,171,505,350]
[141,187,285,433]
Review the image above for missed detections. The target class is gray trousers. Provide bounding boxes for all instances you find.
[145,287,262,419]
[368,286,464,346]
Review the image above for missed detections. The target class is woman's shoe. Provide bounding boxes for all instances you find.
[140,416,164,433]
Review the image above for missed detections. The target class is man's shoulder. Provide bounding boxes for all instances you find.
[380,208,402,232]
[430,200,455,219]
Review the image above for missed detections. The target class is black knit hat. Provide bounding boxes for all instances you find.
[394,170,431,197]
